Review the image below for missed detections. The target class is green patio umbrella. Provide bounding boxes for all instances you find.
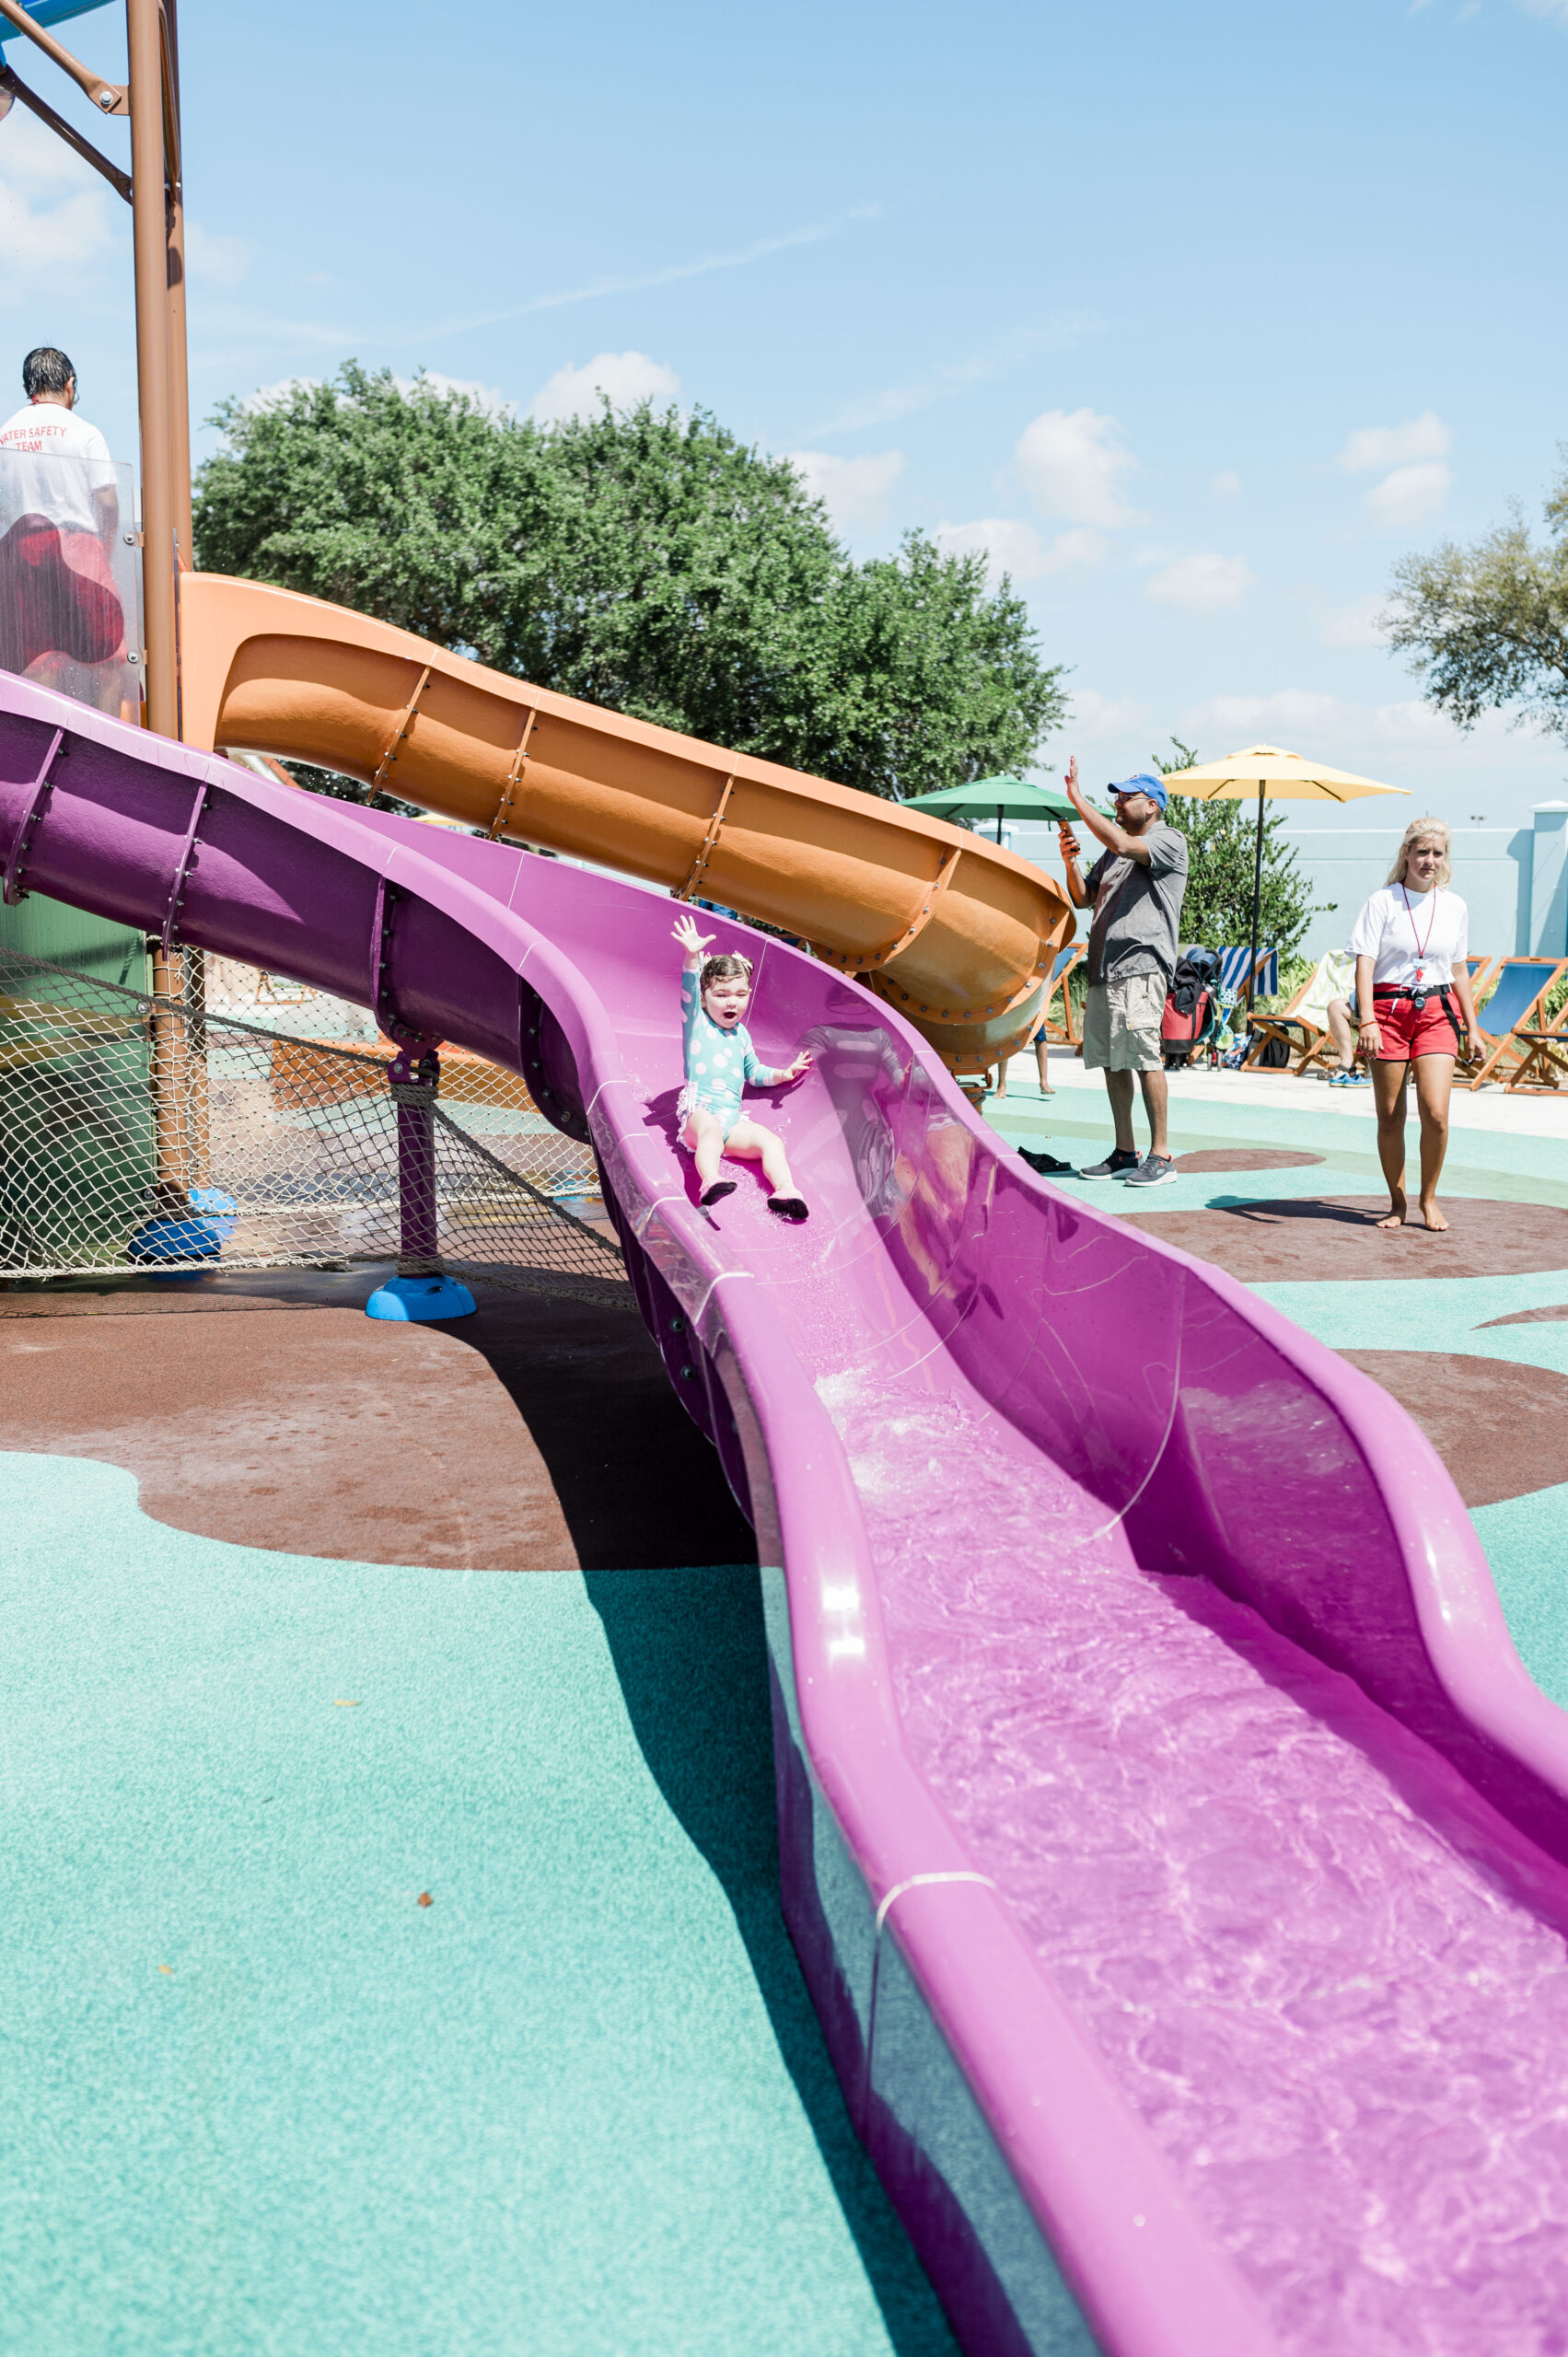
[901,773,1108,843]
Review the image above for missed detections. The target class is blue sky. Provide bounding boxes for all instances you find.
[4,0,1567,831]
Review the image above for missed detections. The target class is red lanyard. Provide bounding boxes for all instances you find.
[1400,885,1437,984]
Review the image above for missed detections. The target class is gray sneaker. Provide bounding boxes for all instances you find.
[1125,1152,1179,1189]
[1078,1147,1141,1179]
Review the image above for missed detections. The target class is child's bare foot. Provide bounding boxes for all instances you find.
[701,1179,737,1207]
[767,1195,809,1223]
[1375,1194,1407,1231]
[1417,1200,1449,1232]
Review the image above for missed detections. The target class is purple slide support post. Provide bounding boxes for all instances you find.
[7,675,1568,2356]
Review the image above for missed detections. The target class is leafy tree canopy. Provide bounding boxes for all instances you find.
[1384,452,1568,741]
[1154,739,1327,961]
[193,364,1067,801]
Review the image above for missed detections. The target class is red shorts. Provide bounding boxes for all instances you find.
[1371,991,1461,1062]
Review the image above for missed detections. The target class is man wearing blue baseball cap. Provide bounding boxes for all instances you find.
[1020,756,1188,1187]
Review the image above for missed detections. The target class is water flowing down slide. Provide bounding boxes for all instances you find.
[11,673,1568,2357]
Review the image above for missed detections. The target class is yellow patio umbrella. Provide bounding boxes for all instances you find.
[1162,743,1411,1010]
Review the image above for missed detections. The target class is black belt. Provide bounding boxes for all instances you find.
[1373,983,1457,1016]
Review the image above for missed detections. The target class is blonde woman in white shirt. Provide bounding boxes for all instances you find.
[1346,818,1481,1233]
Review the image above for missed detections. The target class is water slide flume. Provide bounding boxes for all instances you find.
[11,675,1568,2355]
[177,570,1073,1078]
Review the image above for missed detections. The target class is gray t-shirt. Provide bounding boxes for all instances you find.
[1084,822,1190,987]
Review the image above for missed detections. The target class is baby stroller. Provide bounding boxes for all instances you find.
[1160,946,1222,1071]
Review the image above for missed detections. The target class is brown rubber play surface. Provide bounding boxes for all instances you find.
[1129,1195,1568,1283]
[1171,1149,1325,1174]
[1334,1352,1568,1508]
[0,1271,756,1572]
[1127,1191,1568,1509]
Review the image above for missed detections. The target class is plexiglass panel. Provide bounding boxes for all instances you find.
[0,452,142,722]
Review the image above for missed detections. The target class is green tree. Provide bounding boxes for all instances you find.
[193,364,1066,801]
[1153,739,1326,959]
[1384,456,1568,741]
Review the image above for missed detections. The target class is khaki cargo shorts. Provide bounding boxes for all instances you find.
[1082,973,1166,1073]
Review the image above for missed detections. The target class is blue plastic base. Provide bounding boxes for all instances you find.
[127,1215,223,1268]
[365,1274,477,1323]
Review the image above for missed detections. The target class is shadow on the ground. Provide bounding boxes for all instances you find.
[447,1292,758,1571]
[585,1564,959,2357]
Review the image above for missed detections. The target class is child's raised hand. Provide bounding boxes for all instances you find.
[782,1051,813,1082]
[672,912,714,959]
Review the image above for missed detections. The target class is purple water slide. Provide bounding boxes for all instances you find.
[7,676,1568,2357]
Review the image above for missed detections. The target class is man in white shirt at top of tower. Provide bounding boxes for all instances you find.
[0,345,118,545]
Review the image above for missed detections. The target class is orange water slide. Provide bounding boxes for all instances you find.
[178,573,1074,1073]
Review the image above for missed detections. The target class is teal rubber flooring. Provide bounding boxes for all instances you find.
[7,1079,1567,2354]
[0,1453,957,2357]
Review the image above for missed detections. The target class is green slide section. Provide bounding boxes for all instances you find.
[0,1454,957,2357]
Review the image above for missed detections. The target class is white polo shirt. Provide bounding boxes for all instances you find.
[0,401,117,536]
[1347,884,1469,989]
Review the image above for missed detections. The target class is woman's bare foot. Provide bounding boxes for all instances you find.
[1417,1200,1449,1232]
[1375,1194,1407,1231]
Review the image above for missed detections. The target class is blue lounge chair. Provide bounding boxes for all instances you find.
[1218,944,1279,1001]
[1466,957,1568,1091]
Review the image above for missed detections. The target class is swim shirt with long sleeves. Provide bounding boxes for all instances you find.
[680,970,774,1135]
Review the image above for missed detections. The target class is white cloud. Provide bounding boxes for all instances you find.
[1519,1,1568,23]
[933,518,1105,580]
[1318,594,1389,650]
[1364,460,1450,530]
[1336,411,1451,472]
[528,350,679,427]
[1210,469,1242,501]
[1146,552,1255,614]
[239,376,320,411]
[405,371,515,415]
[1066,688,1156,747]
[1015,407,1144,529]
[1181,689,1342,742]
[800,318,1097,438]
[185,221,252,291]
[410,208,882,349]
[0,110,119,293]
[790,448,904,535]
[1171,691,1564,800]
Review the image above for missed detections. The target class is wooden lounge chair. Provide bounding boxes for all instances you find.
[1040,944,1084,1048]
[1449,955,1499,1080]
[1243,948,1351,1075]
[1464,957,1568,1091]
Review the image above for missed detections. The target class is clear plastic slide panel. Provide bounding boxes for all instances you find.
[0,452,142,722]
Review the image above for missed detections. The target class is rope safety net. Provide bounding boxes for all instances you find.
[0,946,628,1306]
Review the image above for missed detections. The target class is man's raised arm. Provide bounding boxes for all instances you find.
[1064,757,1157,866]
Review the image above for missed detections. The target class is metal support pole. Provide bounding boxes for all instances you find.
[389,1042,441,1275]
[0,64,132,200]
[127,0,179,737]
[366,1044,474,1318]
[161,0,192,564]
[145,937,208,1211]
[1246,782,1265,1016]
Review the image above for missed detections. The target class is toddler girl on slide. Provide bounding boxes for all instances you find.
[672,912,812,1219]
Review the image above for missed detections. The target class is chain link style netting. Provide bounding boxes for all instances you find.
[0,946,628,1306]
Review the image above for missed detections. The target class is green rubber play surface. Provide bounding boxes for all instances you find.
[0,1454,956,2357]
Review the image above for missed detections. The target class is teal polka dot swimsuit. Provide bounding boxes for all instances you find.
[680,971,774,1141]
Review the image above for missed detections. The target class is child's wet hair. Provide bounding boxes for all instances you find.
[701,953,752,995]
